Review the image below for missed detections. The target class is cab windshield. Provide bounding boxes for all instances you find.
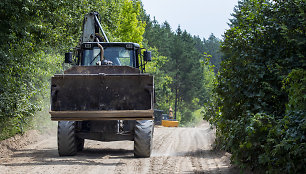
[82,47,133,66]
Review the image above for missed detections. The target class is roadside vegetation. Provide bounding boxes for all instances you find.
[205,0,305,173]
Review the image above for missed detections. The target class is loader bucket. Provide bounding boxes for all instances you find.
[49,66,154,121]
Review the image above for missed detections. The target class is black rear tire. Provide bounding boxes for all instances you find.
[134,120,153,158]
[58,121,78,156]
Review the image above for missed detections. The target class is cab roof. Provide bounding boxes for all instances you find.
[82,42,140,49]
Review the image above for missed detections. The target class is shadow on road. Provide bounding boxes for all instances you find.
[2,147,133,167]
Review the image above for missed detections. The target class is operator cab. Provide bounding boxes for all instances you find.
[64,11,151,70]
[80,42,140,68]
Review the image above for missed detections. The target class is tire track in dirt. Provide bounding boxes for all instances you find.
[190,128,204,172]
[149,128,181,173]
[173,128,194,173]
[113,126,174,173]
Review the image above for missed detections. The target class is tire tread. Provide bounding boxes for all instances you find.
[58,121,78,156]
[134,120,153,158]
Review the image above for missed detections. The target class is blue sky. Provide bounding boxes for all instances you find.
[141,0,239,39]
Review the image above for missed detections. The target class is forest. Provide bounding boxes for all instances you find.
[0,0,305,173]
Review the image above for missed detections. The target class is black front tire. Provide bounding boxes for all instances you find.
[134,120,153,158]
[58,121,78,156]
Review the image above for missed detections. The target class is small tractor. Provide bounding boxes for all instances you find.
[49,12,154,157]
[153,109,179,127]
[161,107,179,127]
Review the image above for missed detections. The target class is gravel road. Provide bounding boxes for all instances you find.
[0,121,239,174]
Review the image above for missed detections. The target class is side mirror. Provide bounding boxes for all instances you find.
[65,52,73,63]
[143,51,152,62]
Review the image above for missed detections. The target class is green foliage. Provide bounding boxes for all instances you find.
[283,69,306,112]
[142,13,218,125]
[199,34,223,74]
[145,47,174,112]
[169,28,205,119]
[115,0,146,44]
[205,0,306,173]
[0,0,145,140]
[262,112,305,173]
[200,53,216,104]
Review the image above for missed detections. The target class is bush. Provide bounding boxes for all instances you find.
[205,0,306,173]
[262,111,305,173]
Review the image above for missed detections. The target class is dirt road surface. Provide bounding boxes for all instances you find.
[0,121,239,174]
